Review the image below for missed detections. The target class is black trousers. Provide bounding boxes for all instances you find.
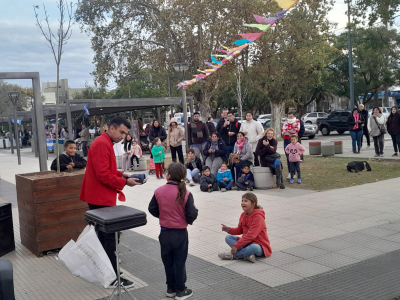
[171,145,184,164]
[290,161,301,179]
[253,152,260,167]
[361,126,370,147]
[88,203,119,275]
[130,155,139,166]
[82,141,88,157]
[391,134,400,153]
[373,135,384,155]
[200,182,218,192]
[159,228,188,293]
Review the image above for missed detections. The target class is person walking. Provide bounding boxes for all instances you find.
[167,118,184,164]
[203,133,227,175]
[187,112,210,161]
[368,107,386,157]
[80,117,141,289]
[239,112,263,166]
[219,112,241,159]
[79,123,90,157]
[347,108,365,154]
[359,104,370,148]
[281,111,300,179]
[206,117,216,135]
[387,106,400,157]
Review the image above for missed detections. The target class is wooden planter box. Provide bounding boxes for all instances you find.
[15,170,88,256]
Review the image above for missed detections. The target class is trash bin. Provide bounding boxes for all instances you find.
[252,166,275,190]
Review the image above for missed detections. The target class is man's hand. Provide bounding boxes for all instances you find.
[221,224,230,233]
[126,178,141,186]
[122,172,130,178]
[69,162,75,167]
[224,121,229,127]
[228,132,235,136]
[66,165,73,170]
[231,246,238,255]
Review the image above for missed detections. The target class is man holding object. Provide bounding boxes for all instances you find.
[80,116,140,288]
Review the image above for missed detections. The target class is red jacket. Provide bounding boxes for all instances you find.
[229,209,272,257]
[80,132,126,206]
[282,119,300,140]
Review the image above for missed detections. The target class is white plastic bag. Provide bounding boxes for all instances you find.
[58,225,116,288]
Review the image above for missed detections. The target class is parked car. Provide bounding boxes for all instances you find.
[368,107,391,119]
[316,110,351,136]
[256,114,271,124]
[301,112,328,124]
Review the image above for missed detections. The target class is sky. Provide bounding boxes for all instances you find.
[0,0,348,90]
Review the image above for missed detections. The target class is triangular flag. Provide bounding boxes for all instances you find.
[253,14,280,25]
[243,24,271,31]
[238,32,264,41]
[233,39,253,46]
[276,10,287,18]
[274,0,299,10]
[216,49,228,54]
[211,54,222,65]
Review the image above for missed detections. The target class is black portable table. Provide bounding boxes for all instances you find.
[85,205,147,300]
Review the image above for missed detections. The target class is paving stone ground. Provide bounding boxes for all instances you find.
[1,148,400,299]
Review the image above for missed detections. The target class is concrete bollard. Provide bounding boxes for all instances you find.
[132,156,147,171]
[332,141,343,154]
[252,166,275,190]
[309,141,322,155]
[321,143,335,156]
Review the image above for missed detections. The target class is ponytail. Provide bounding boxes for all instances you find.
[167,162,187,206]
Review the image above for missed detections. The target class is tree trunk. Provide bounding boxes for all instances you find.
[270,102,285,141]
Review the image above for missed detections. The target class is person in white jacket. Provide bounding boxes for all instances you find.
[368,107,386,157]
[240,112,264,166]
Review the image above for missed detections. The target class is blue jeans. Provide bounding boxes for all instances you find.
[284,139,291,172]
[187,168,200,180]
[226,145,235,160]
[290,162,300,179]
[271,159,281,169]
[225,235,264,259]
[218,179,234,190]
[350,130,363,150]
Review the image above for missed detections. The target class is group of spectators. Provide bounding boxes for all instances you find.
[348,105,400,157]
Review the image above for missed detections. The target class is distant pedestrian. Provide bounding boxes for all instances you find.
[206,117,216,135]
[387,106,400,157]
[79,123,90,157]
[187,112,210,161]
[219,112,241,159]
[368,107,386,157]
[148,162,198,300]
[149,120,167,144]
[240,112,264,166]
[358,104,370,148]
[285,135,305,184]
[347,108,365,154]
[167,118,184,164]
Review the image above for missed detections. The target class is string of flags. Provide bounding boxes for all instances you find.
[177,0,299,89]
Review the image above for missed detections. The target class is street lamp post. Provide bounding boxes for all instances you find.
[347,0,355,110]
[173,63,190,150]
[8,92,21,165]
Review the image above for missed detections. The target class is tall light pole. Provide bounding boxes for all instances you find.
[347,0,355,110]
[173,63,190,149]
[8,92,21,165]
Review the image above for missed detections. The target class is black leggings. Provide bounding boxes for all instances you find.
[130,155,139,166]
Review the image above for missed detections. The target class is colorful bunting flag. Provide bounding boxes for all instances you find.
[243,24,271,31]
[233,39,253,45]
[238,32,264,41]
[275,0,299,10]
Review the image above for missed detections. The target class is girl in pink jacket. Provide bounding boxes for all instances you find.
[285,135,305,184]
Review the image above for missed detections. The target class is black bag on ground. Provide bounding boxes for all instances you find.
[346,161,372,173]
[264,152,281,163]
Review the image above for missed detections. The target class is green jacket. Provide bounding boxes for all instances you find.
[151,145,165,163]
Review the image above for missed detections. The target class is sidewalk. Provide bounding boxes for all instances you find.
[1,148,400,299]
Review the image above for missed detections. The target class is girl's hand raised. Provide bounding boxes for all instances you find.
[221,224,230,233]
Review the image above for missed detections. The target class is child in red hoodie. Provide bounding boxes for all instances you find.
[284,135,306,184]
[148,162,198,299]
[218,192,271,263]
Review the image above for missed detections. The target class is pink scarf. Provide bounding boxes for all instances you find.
[353,114,359,130]
[236,138,245,154]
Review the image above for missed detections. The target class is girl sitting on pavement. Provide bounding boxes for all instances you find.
[185,149,202,186]
[216,162,233,192]
[218,192,271,263]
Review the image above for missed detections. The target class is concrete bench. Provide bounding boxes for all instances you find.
[131,156,147,171]
[309,141,322,155]
[321,143,335,156]
[332,141,343,154]
[252,166,275,189]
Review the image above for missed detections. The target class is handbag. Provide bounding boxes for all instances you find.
[373,117,387,135]
[264,152,281,163]
[229,153,241,164]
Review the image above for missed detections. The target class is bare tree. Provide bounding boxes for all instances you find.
[34,0,74,173]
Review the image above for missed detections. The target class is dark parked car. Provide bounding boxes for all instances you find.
[317,110,351,136]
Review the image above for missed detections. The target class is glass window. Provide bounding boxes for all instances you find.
[318,113,327,117]
[308,113,317,117]
[340,112,350,117]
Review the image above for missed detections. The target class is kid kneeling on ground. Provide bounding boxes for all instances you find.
[148,162,198,300]
[219,192,271,263]
[216,162,233,192]
[151,137,165,179]
[233,164,254,191]
[284,135,305,184]
[51,140,86,171]
[200,166,218,193]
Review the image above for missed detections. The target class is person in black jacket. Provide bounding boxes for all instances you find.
[387,106,400,156]
[347,108,365,153]
[215,109,229,134]
[199,166,219,192]
[185,149,203,186]
[219,112,241,159]
[298,118,305,161]
[206,117,216,135]
[51,140,86,171]
[202,133,227,175]
[358,104,370,148]
[149,120,167,142]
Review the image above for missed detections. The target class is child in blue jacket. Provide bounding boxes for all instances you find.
[216,162,233,192]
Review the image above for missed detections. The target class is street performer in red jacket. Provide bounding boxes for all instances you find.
[80,116,140,289]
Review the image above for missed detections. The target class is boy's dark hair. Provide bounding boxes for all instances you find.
[290,135,298,139]
[221,161,228,166]
[110,117,131,130]
[187,149,195,155]
[287,110,296,116]
[208,117,212,121]
[193,112,200,116]
[241,164,250,170]
[64,140,76,148]
[203,166,210,172]
[167,163,187,206]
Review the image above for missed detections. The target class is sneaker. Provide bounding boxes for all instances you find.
[107,278,134,289]
[189,180,195,186]
[300,160,303,163]
[374,154,380,157]
[208,188,212,193]
[231,186,238,190]
[221,188,227,192]
[367,145,370,148]
[293,175,297,179]
[297,179,302,184]
[166,288,176,298]
[175,288,193,300]
[142,174,148,184]
[286,174,291,180]
[289,179,294,184]
[279,183,285,189]
[137,164,140,167]
[218,251,233,260]
[160,175,164,179]
[186,179,190,184]
[393,153,398,157]
[248,187,253,191]
[243,254,256,263]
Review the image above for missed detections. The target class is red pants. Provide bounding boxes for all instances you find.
[155,163,163,177]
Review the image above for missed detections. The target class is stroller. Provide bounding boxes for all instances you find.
[140,136,151,153]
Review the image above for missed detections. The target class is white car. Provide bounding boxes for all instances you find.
[302,112,328,124]
[256,114,271,124]
[368,107,391,118]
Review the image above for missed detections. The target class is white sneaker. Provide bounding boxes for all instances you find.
[286,174,291,180]
[218,251,233,260]
[221,188,227,192]
[189,180,195,186]
[244,254,256,263]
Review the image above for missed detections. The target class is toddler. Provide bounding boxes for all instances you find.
[216,162,233,192]
[129,140,142,168]
[234,164,254,191]
[284,135,305,184]
[151,137,165,179]
[199,166,218,193]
